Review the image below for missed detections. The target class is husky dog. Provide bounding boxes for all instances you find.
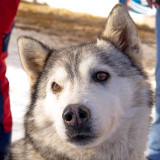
[7,4,152,160]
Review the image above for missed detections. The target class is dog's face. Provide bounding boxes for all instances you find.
[18,4,144,149]
[35,43,136,148]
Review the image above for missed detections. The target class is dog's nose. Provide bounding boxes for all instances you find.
[62,104,90,127]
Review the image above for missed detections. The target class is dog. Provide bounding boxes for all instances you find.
[6,4,153,160]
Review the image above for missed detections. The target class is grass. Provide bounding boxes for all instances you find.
[15,1,155,44]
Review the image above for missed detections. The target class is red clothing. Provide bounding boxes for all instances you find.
[0,0,20,34]
[0,0,20,145]
[0,35,12,133]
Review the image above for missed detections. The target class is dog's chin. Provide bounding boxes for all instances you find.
[67,130,115,149]
[67,134,100,149]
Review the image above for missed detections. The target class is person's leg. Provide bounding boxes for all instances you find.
[0,31,12,159]
[0,1,20,159]
[147,7,160,160]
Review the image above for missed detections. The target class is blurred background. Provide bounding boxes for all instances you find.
[7,0,156,142]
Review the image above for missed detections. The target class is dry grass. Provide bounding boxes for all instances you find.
[15,2,155,44]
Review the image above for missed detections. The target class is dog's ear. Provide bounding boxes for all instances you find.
[98,4,141,63]
[18,36,50,86]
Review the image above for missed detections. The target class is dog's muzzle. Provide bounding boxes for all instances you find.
[62,104,95,145]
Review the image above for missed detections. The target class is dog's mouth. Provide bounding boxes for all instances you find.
[67,133,97,145]
[65,122,97,145]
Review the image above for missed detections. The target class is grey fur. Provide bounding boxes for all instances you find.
[6,4,153,160]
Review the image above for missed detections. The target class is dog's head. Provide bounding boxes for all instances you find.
[18,4,146,149]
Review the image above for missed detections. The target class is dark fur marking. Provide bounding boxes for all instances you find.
[98,39,147,79]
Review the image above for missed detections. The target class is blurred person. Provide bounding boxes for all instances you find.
[120,0,153,13]
[0,0,20,159]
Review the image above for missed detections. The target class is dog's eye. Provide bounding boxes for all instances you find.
[52,82,61,92]
[94,72,110,82]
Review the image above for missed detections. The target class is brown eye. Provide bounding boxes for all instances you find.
[52,82,61,92]
[94,72,110,82]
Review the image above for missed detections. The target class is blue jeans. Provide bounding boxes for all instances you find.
[147,7,160,160]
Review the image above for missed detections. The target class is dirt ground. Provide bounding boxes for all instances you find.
[7,2,157,142]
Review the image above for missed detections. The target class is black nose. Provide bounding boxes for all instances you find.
[62,104,90,127]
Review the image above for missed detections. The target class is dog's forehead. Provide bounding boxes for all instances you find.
[51,42,114,68]
[46,41,144,79]
[47,43,102,77]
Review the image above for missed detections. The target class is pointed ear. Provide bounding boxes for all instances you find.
[18,36,50,86]
[99,4,141,62]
